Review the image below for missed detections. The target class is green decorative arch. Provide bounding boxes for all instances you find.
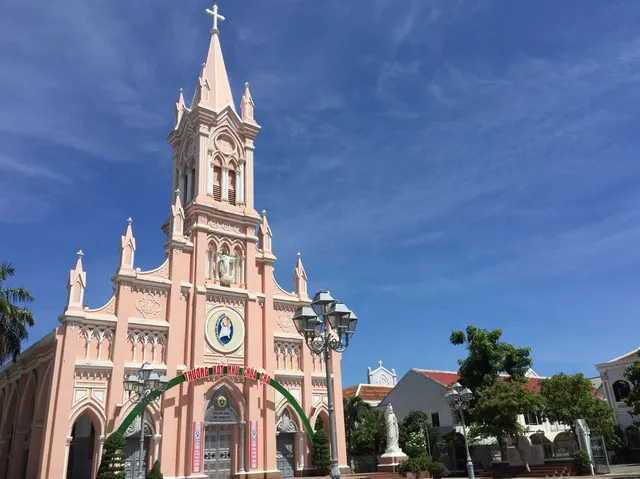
[117,366,314,440]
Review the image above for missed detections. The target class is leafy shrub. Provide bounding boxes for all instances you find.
[97,432,126,479]
[428,461,448,478]
[312,429,331,470]
[398,454,430,475]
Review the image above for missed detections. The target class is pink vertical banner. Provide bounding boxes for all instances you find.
[250,420,258,469]
[192,421,203,473]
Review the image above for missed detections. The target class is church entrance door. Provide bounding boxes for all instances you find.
[124,436,150,479]
[204,424,232,479]
[276,433,295,478]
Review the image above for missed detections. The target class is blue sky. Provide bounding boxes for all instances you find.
[1,0,640,388]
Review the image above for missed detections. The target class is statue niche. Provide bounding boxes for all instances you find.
[216,251,236,284]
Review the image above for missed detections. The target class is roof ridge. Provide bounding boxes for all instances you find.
[609,347,640,363]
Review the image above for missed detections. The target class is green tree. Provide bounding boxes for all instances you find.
[97,432,126,478]
[540,373,616,444]
[623,353,640,426]
[470,380,544,472]
[450,325,532,394]
[312,428,331,470]
[343,396,371,462]
[398,411,438,460]
[352,409,387,456]
[146,460,163,479]
[0,262,35,364]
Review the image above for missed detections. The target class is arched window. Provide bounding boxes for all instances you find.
[206,247,216,280]
[228,170,236,205]
[213,166,222,201]
[613,380,631,402]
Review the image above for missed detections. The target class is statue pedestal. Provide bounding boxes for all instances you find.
[378,450,408,472]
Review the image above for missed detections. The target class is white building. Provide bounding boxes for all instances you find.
[378,369,573,471]
[595,348,640,451]
[343,360,396,407]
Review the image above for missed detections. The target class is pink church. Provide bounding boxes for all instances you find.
[0,5,348,479]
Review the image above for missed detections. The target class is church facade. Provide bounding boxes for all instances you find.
[0,6,348,479]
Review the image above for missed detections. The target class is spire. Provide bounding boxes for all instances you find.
[174,88,185,130]
[241,81,255,122]
[293,252,308,299]
[192,1,235,113]
[170,188,185,239]
[66,250,87,311]
[258,209,273,253]
[119,217,136,272]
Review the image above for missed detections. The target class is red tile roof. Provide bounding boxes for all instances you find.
[415,369,602,396]
[415,369,542,392]
[343,385,359,399]
[342,384,393,402]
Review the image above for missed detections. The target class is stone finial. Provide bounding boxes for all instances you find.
[259,210,273,253]
[293,251,308,299]
[67,250,87,311]
[171,187,185,238]
[174,88,186,130]
[241,81,255,122]
[119,217,136,271]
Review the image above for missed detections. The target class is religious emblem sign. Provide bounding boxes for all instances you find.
[216,314,234,345]
[206,307,245,353]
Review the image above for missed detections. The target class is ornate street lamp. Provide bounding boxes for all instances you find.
[293,290,358,479]
[124,363,169,479]
[445,382,474,479]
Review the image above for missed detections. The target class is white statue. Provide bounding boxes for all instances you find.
[384,404,401,455]
[216,252,235,282]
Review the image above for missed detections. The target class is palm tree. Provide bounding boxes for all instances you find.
[343,396,371,465]
[358,409,387,456]
[0,263,35,364]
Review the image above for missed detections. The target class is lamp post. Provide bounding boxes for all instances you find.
[445,382,474,479]
[293,290,358,479]
[123,363,169,479]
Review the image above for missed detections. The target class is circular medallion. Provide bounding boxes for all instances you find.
[217,395,227,408]
[206,307,245,354]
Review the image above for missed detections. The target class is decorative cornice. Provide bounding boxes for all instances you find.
[274,332,303,341]
[127,318,170,330]
[124,363,167,372]
[118,281,171,295]
[273,300,299,311]
[205,287,249,306]
[596,358,640,370]
[59,312,118,326]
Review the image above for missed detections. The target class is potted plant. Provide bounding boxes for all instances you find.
[398,455,431,479]
[428,461,448,479]
[573,449,592,476]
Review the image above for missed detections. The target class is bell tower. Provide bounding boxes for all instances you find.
[166,1,260,226]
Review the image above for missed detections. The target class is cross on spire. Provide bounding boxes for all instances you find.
[206,1,226,32]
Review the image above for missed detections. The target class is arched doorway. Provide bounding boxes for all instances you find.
[276,409,299,478]
[204,387,239,479]
[123,414,153,479]
[66,414,96,479]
